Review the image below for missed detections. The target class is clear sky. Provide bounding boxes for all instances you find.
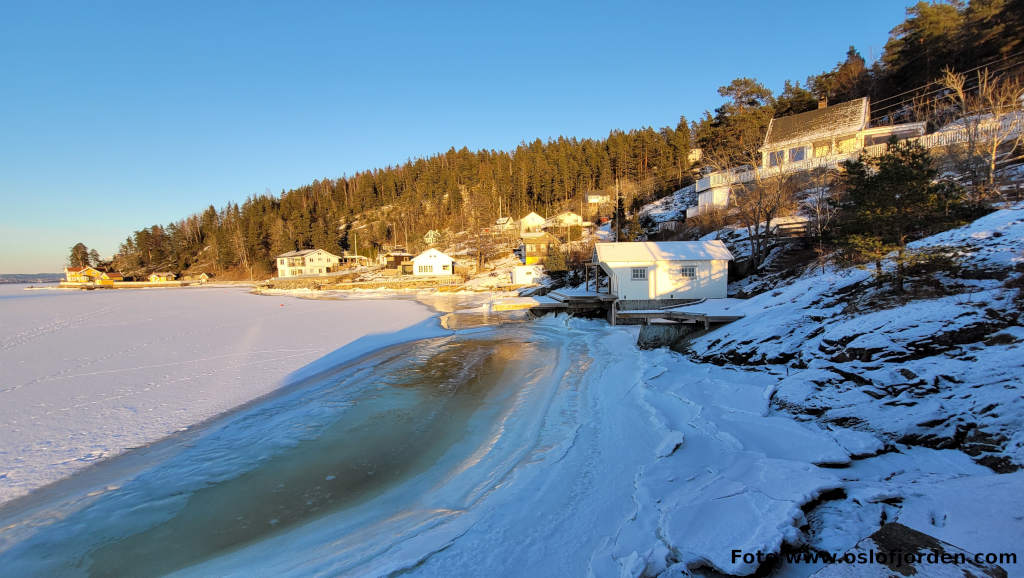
[0,0,915,273]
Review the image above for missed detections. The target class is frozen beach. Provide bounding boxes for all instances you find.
[0,285,439,505]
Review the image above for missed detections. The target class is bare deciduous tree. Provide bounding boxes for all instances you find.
[732,166,798,268]
[941,68,1024,200]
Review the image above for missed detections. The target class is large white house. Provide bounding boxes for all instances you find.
[276,249,341,277]
[594,241,733,301]
[688,98,927,217]
[411,248,455,276]
[520,212,546,233]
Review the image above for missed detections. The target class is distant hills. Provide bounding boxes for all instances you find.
[0,274,63,285]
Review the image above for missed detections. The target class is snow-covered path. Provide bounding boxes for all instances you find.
[0,285,438,505]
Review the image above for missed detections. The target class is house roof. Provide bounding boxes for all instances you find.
[278,249,316,257]
[521,212,545,222]
[595,241,734,262]
[496,217,514,225]
[65,266,93,273]
[412,248,454,262]
[277,249,339,258]
[521,232,560,243]
[762,98,869,149]
[150,271,176,276]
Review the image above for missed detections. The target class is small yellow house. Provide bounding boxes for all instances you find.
[97,271,124,286]
[148,272,177,283]
[64,266,102,283]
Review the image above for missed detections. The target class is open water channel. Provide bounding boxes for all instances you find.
[0,300,581,576]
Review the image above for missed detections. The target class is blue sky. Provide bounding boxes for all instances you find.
[0,0,915,273]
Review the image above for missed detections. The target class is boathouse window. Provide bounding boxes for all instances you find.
[680,266,697,278]
[418,265,433,273]
[631,268,647,280]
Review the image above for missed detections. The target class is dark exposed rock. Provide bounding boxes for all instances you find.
[811,523,1008,577]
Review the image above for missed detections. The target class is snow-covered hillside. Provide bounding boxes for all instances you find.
[687,203,1024,471]
[639,184,696,224]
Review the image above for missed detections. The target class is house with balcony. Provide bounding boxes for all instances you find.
[275,249,341,277]
[64,266,102,283]
[543,211,584,229]
[688,98,926,218]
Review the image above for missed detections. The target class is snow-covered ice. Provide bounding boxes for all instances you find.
[0,285,439,505]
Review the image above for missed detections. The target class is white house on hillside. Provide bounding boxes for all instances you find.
[594,241,733,301]
[689,98,926,217]
[520,212,546,233]
[276,249,341,277]
[544,211,583,229]
[495,217,517,232]
[423,229,442,245]
[411,248,455,276]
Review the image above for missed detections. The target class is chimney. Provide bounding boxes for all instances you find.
[818,97,828,109]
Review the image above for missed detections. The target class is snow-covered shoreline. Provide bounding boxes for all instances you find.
[1,205,1021,576]
[0,285,442,505]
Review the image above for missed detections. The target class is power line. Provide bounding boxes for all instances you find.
[868,48,1024,107]
[869,58,1024,120]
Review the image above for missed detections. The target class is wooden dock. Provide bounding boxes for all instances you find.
[614,298,747,328]
[490,288,616,313]
[492,290,746,329]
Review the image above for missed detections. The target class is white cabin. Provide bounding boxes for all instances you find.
[520,212,546,233]
[495,217,517,232]
[411,248,455,276]
[276,249,341,277]
[544,211,583,229]
[595,241,733,301]
[511,264,544,285]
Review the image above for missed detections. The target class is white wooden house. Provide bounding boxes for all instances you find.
[411,248,455,276]
[423,229,442,245]
[494,217,517,232]
[543,211,583,229]
[688,98,926,217]
[594,241,733,302]
[276,249,341,277]
[511,264,544,285]
[519,212,546,233]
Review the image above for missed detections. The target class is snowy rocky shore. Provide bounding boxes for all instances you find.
[635,202,1024,575]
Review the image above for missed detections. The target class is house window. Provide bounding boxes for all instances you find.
[418,265,433,273]
[769,150,785,166]
[631,268,647,280]
[442,264,450,271]
[680,266,697,278]
[789,147,805,162]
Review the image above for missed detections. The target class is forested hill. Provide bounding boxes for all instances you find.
[107,0,1023,279]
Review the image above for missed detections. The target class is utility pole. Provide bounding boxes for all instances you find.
[615,178,620,243]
